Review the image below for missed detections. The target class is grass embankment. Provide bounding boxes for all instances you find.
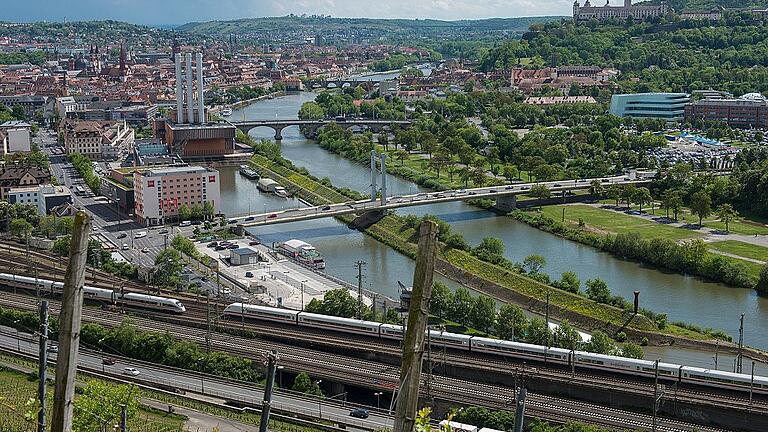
[248,155,716,344]
[543,204,765,278]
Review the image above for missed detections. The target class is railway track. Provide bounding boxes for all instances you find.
[0,294,741,431]
[3,275,767,416]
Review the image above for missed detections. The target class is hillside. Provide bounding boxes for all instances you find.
[648,0,768,11]
[176,15,564,38]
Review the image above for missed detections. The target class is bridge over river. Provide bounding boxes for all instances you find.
[231,119,412,140]
[226,172,654,228]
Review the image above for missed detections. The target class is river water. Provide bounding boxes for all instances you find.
[220,90,768,369]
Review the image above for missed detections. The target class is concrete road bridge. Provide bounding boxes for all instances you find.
[231,119,412,140]
[227,172,655,228]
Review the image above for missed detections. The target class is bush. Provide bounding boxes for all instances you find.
[615,331,627,342]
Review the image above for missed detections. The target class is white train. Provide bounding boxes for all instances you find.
[223,302,768,395]
[0,273,186,314]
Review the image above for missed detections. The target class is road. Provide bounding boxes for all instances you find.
[230,173,654,227]
[0,325,391,430]
[37,131,221,295]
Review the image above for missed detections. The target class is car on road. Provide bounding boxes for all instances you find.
[122,367,140,376]
[267,213,278,219]
[520,186,530,190]
[141,247,150,253]
[179,221,192,227]
[468,191,477,195]
[245,217,255,221]
[122,244,129,250]
[321,205,331,211]
[228,219,238,224]
[249,240,260,246]
[487,189,497,193]
[117,233,127,239]
[159,229,169,234]
[245,271,254,278]
[102,357,116,365]
[135,231,147,239]
[505,186,515,190]
[349,408,369,419]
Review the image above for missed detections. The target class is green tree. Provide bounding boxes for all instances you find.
[555,271,580,294]
[525,317,551,346]
[502,165,519,183]
[449,287,475,326]
[621,342,644,359]
[153,248,183,290]
[202,201,215,220]
[292,372,324,397]
[522,254,546,274]
[430,282,453,318]
[495,304,528,341]
[378,132,390,151]
[552,320,581,350]
[394,149,409,166]
[689,191,712,227]
[589,179,605,196]
[178,204,192,221]
[8,218,33,238]
[715,203,738,233]
[305,288,361,318]
[582,330,616,355]
[298,102,325,120]
[470,295,497,333]
[758,265,768,293]
[529,184,551,209]
[632,187,652,213]
[585,278,611,303]
[606,184,622,207]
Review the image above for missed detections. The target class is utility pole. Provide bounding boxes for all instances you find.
[51,212,91,432]
[38,300,49,432]
[355,260,366,319]
[259,350,278,432]
[120,404,127,432]
[393,220,438,432]
[545,291,550,349]
[205,292,211,354]
[652,359,662,432]
[512,386,526,432]
[737,313,744,374]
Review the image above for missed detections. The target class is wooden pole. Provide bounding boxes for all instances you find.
[51,211,91,432]
[393,220,438,432]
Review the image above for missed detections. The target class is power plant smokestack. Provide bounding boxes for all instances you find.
[185,53,194,125]
[175,53,183,124]
[196,52,205,124]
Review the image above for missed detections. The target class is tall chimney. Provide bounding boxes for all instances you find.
[196,52,205,124]
[175,53,183,124]
[185,53,194,124]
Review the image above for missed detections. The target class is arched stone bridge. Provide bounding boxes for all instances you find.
[230,119,412,140]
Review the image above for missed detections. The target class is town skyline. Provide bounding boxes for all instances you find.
[4,0,574,25]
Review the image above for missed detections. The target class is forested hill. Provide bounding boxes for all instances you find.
[481,17,768,95]
[176,16,563,37]
[649,0,768,10]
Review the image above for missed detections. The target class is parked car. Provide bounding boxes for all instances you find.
[349,408,369,419]
[122,244,129,250]
[249,240,260,246]
[141,247,150,253]
[227,244,239,250]
[134,231,147,239]
[245,271,254,278]
[117,233,127,239]
[159,229,169,234]
[179,221,192,227]
[122,367,140,376]
[47,344,58,353]
[207,242,218,248]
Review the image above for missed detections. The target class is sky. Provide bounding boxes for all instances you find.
[4,0,575,25]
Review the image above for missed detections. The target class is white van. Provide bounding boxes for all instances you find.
[179,221,192,227]
[134,231,147,239]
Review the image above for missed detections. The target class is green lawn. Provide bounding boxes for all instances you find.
[708,240,768,263]
[541,204,703,241]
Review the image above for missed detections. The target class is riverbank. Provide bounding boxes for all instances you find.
[244,151,768,359]
[230,91,286,109]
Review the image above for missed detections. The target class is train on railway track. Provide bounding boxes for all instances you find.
[0,273,186,314]
[2,270,764,396]
[222,303,768,395]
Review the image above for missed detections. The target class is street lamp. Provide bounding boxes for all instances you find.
[374,391,383,409]
[277,365,284,388]
[283,270,290,283]
[315,380,323,419]
[300,280,308,311]
[13,320,19,352]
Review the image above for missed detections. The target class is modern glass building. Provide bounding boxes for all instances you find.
[609,93,691,121]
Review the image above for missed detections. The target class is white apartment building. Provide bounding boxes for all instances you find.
[61,119,134,160]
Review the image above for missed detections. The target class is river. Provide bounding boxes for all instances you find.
[221,91,768,370]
